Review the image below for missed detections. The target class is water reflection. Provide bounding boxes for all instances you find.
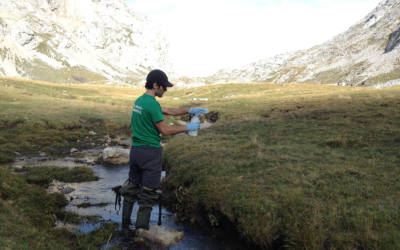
[65,164,221,250]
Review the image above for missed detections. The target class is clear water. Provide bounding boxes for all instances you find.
[65,164,222,249]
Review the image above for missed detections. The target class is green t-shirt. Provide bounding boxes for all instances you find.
[131,94,164,147]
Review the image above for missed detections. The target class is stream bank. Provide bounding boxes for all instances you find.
[4,113,251,249]
[11,150,235,249]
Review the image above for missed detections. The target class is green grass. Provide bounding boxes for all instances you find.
[0,76,138,163]
[1,76,400,248]
[0,167,118,249]
[308,68,347,84]
[17,33,109,83]
[366,67,400,85]
[16,166,99,187]
[310,61,369,85]
[76,202,108,208]
[0,77,132,248]
[20,57,107,83]
[162,83,400,249]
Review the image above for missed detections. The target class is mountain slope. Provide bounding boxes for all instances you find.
[209,0,400,87]
[0,0,171,84]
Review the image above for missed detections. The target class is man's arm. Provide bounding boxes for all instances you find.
[162,107,190,116]
[155,120,187,136]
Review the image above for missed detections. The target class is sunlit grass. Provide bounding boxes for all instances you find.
[0,76,142,162]
[162,83,400,249]
[0,166,118,249]
[1,76,400,248]
[15,165,99,187]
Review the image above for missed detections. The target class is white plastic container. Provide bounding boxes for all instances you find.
[188,116,200,136]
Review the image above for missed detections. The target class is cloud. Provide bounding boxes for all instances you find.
[126,0,381,76]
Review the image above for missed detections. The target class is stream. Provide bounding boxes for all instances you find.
[13,154,224,249]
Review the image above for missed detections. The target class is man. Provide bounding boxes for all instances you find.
[120,69,208,232]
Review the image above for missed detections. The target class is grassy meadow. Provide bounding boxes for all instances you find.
[0,76,140,163]
[0,77,138,249]
[163,83,400,249]
[0,76,400,249]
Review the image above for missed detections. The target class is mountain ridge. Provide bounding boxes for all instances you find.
[0,0,172,84]
[1,0,399,87]
[206,0,400,87]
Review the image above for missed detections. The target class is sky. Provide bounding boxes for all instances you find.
[126,0,381,76]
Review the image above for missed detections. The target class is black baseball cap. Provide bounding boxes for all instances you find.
[146,69,174,87]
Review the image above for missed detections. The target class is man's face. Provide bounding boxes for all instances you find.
[155,84,167,97]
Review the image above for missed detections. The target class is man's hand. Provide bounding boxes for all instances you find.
[189,108,209,115]
[186,122,200,131]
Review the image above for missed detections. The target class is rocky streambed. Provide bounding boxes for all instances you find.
[8,114,230,248]
[11,146,227,249]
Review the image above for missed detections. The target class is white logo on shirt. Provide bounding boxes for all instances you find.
[133,105,142,114]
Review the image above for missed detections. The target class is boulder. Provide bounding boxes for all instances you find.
[102,147,130,165]
[116,138,131,148]
[72,148,102,165]
[55,221,78,232]
[135,226,184,247]
[47,180,75,195]
[70,148,79,154]
[47,0,60,12]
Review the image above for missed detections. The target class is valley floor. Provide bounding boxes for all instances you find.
[1,77,400,249]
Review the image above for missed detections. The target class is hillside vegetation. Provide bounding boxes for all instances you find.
[1,77,400,249]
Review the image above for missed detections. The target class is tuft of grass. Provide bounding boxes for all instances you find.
[76,202,108,208]
[0,166,117,249]
[16,166,99,187]
[74,222,119,248]
[56,210,83,225]
[0,167,64,247]
[56,210,102,225]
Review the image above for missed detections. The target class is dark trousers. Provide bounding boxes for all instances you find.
[122,145,162,230]
[129,145,162,189]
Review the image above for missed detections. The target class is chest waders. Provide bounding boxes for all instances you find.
[117,180,162,230]
[135,188,161,230]
[119,180,140,230]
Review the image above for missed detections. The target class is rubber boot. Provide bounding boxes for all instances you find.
[119,180,140,231]
[121,198,134,230]
[135,206,153,230]
[135,189,159,230]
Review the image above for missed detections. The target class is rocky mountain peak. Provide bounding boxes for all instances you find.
[0,0,172,84]
[207,0,400,88]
